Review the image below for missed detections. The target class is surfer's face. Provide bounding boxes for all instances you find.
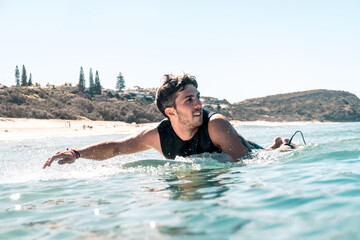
[172,84,203,129]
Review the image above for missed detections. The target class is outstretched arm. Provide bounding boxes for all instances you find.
[43,126,161,168]
[208,114,251,162]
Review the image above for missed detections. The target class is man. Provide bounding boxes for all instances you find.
[43,74,282,169]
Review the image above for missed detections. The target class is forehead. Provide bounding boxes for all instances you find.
[175,84,199,100]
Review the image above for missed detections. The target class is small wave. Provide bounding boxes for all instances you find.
[1,147,313,184]
[120,151,292,174]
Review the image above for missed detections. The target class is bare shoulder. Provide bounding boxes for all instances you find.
[144,125,162,153]
[135,125,161,151]
[207,113,250,161]
[132,125,159,143]
[208,113,233,133]
[208,113,237,143]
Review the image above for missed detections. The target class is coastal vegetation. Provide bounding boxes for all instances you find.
[15,65,34,87]
[0,84,359,123]
[0,85,162,123]
[77,67,102,94]
[229,89,360,122]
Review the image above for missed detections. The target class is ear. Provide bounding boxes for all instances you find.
[165,107,176,118]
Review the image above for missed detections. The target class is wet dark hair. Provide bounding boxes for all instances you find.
[155,74,198,118]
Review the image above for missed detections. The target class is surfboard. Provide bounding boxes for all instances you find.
[121,159,193,168]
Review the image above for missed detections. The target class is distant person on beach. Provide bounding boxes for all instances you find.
[43,74,286,169]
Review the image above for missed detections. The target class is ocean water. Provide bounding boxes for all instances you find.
[1,122,360,240]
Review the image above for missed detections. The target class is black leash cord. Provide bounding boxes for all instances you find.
[288,130,307,145]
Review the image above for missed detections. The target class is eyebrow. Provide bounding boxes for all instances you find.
[184,92,200,99]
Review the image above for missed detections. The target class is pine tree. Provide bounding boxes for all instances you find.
[78,66,86,92]
[116,72,125,91]
[21,65,27,86]
[95,70,102,94]
[89,68,94,94]
[15,65,20,87]
[28,73,33,86]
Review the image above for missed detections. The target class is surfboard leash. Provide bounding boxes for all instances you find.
[288,130,307,145]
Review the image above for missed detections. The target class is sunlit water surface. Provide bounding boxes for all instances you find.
[1,122,360,239]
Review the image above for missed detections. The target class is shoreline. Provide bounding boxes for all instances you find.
[0,117,339,141]
[0,118,156,141]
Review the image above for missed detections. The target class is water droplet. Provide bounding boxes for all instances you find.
[10,193,21,200]
[94,208,100,216]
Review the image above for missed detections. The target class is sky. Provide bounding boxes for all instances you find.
[0,0,359,103]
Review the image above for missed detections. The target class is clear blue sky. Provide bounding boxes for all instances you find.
[0,0,359,103]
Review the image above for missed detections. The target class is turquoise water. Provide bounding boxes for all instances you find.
[1,122,360,239]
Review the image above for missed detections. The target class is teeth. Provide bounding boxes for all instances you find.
[193,112,201,116]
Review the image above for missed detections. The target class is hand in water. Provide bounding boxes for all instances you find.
[42,150,77,169]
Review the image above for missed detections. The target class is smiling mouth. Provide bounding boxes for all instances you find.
[193,111,202,117]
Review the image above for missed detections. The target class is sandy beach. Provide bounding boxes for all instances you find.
[0,118,156,140]
[0,117,329,141]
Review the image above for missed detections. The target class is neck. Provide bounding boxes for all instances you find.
[171,121,199,141]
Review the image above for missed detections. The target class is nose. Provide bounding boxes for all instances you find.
[194,98,202,109]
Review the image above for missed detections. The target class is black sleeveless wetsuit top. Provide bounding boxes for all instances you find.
[157,110,222,159]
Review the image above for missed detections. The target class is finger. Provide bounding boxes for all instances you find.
[58,158,71,165]
[42,159,52,169]
[58,158,74,165]
[58,160,67,165]
[42,159,53,169]
[43,155,61,169]
[47,157,56,167]
[43,151,75,169]
[42,162,48,169]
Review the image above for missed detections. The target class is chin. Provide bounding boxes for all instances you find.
[193,117,203,127]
